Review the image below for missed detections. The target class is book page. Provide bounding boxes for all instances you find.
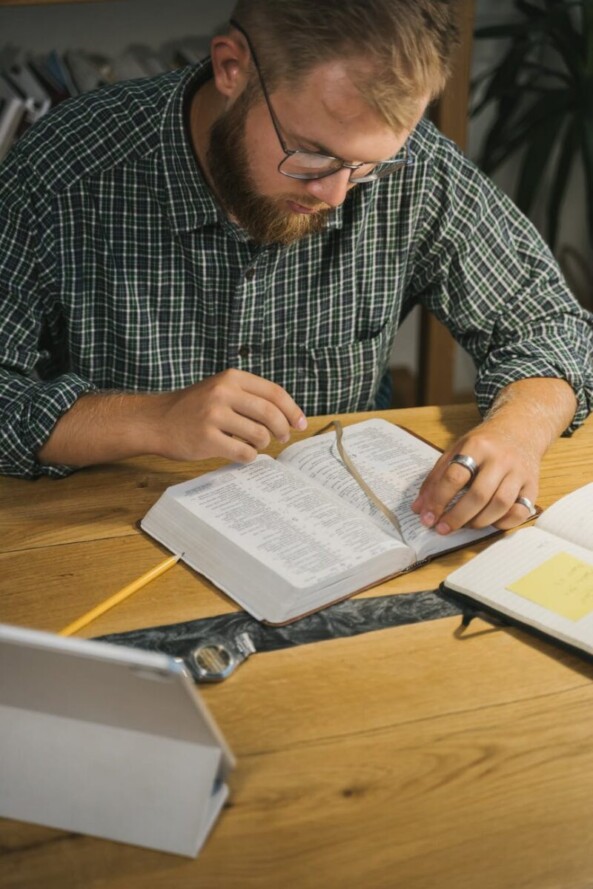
[278,419,494,556]
[536,482,593,551]
[444,526,593,655]
[172,456,407,589]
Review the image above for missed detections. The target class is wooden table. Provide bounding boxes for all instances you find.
[2,404,593,889]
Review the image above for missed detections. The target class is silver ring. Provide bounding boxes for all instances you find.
[516,495,536,516]
[449,453,479,483]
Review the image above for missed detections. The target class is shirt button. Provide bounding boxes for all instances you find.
[245,268,256,280]
[238,345,250,358]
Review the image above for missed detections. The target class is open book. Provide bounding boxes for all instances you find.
[141,419,496,624]
[442,482,593,659]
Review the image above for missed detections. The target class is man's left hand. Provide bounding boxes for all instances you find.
[411,378,578,534]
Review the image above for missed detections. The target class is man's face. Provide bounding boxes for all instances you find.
[207,60,418,246]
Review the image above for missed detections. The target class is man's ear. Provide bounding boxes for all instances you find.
[210,32,251,101]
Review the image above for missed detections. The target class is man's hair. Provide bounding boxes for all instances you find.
[229,0,460,132]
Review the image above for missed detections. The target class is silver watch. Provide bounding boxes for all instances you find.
[188,632,256,682]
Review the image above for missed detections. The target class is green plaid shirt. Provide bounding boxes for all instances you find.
[1,60,592,478]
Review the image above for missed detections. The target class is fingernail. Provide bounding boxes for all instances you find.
[296,415,307,431]
[436,522,450,535]
[421,511,435,527]
[279,434,290,443]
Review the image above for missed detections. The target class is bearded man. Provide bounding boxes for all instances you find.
[0,0,591,538]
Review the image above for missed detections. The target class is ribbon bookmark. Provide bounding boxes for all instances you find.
[316,420,402,536]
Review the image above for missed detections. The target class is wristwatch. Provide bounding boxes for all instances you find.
[188,631,256,682]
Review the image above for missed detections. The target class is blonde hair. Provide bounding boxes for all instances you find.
[229,0,460,132]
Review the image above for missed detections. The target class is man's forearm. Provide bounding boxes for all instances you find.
[36,391,167,467]
[36,370,308,470]
[484,376,577,456]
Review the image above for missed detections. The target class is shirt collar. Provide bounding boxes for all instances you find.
[160,59,220,233]
[159,58,345,236]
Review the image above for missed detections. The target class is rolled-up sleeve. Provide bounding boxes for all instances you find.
[407,138,593,433]
[0,151,96,479]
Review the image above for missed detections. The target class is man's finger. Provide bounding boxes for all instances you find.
[228,370,307,431]
[414,452,482,527]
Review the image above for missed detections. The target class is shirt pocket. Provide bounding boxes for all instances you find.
[297,320,394,415]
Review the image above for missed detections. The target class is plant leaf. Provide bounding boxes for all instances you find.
[515,0,547,20]
[474,23,532,40]
[516,115,565,217]
[478,88,573,174]
[540,4,585,80]
[471,37,533,118]
[584,0,593,77]
[580,114,593,250]
[547,115,579,251]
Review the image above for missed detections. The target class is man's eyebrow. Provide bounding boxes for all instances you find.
[289,131,338,156]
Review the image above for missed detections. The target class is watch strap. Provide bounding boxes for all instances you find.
[97,589,461,681]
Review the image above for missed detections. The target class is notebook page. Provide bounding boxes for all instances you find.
[445,526,593,654]
[536,482,593,552]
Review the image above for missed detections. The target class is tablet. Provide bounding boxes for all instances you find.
[0,623,234,856]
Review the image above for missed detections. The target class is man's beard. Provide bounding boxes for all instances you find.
[206,94,331,246]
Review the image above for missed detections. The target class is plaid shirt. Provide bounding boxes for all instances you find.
[1,60,592,479]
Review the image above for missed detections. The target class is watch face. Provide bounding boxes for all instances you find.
[191,643,234,680]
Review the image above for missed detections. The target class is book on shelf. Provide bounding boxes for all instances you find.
[28,54,72,104]
[64,49,110,94]
[0,48,52,121]
[141,418,498,625]
[125,44,169,77]
[45,48,79,98]
[0,95,27,163]
[164,35,211,67]
[0,32,214,164]
[441,482,593,661]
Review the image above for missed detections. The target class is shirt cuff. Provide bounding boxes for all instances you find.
[8,376,97,479]
[474,362,592,437]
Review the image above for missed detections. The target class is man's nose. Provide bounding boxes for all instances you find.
[303,168,353,208]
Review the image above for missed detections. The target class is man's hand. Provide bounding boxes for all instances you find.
[152,369,307,463]
[411,378,578,534]
[37,369,307,468]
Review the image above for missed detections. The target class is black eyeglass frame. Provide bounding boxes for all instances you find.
[229,18,413,184]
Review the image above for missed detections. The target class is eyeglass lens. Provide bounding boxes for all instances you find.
[279,153,408,182]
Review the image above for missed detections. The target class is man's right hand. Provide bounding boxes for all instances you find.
[150,369,307,463]
[37,369,307,469]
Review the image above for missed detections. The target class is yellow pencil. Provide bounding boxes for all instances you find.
[59,553,182,637]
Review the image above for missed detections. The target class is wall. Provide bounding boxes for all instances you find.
[1,0,234,54]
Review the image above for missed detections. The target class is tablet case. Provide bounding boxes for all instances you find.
[0,623,234,857]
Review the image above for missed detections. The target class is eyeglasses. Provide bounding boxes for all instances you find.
[229,18,413,184]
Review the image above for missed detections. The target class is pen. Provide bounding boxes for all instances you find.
[58,553,182,637]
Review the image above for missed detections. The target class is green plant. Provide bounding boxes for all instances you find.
[472,0,593,256]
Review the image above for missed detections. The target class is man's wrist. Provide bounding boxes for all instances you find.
[486,378,577,454]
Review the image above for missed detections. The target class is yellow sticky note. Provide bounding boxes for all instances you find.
[507,552,593,621]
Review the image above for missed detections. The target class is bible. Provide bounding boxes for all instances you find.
[141,418,496,624]
[442,482,593,659]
